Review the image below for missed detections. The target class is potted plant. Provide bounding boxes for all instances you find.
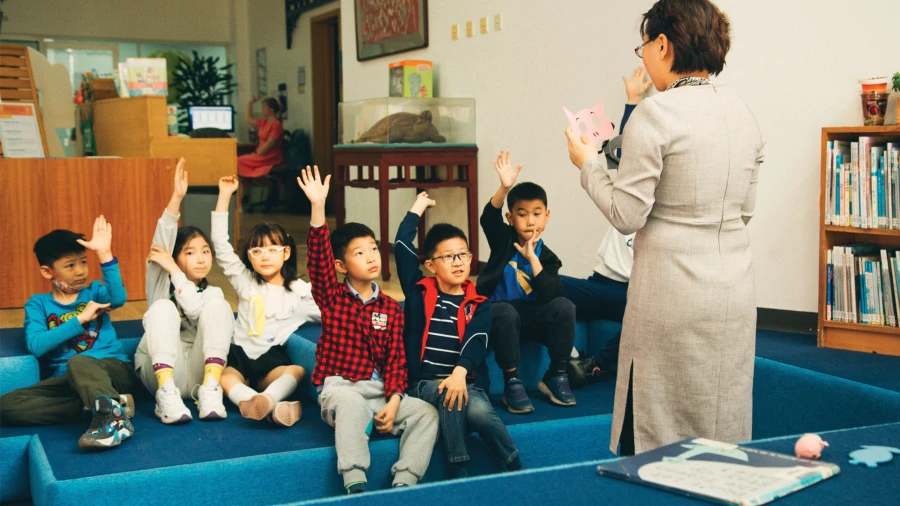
[894,72,900,123]
[171,50,237,130]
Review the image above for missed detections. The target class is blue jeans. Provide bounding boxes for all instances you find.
[409,379,519,466]
[560,273,628,322]
[560,273,627,371]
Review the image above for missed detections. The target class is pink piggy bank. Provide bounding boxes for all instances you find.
[794,434,829,459]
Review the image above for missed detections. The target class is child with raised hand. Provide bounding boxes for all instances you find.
[211,175,321,427]
[298,165,438,494]
[396,191,522,478]
[478,152,577,414]
[0,216,137,451]
[134,158,234,424]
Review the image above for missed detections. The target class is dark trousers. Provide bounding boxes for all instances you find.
[0,355,136,427]
[560,273,627,370]
[490,297,576,373]
[560,273,628,322]
[409,379,519,466]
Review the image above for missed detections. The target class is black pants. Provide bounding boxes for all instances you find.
[490,297,576,372]
[0,355,136,427]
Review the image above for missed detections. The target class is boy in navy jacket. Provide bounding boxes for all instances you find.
[396,192,522,478]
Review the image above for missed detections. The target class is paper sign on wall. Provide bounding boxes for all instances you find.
[0,103,46,158]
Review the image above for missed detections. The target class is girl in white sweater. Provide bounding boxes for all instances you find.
[136,158,235,424]
[212,176,321,427]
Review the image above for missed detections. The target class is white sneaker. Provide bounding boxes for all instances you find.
[154,385,192,424]
[196,383,227,421]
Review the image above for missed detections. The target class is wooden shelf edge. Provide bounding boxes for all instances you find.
[822,125,900,135]
[821,320,900,335]
[823,225,900,236]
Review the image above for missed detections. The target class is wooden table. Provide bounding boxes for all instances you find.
[332,144,479,281]
[0,158,174,308]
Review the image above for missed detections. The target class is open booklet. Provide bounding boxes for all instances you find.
[596,437,840,505]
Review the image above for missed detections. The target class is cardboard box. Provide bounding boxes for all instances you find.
[91,78,119,101]
[389,60,433,98]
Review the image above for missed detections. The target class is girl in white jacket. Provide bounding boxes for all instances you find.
[212,176,321,427]
[135,159,235,424]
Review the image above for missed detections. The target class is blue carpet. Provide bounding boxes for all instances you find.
[291,422,900,506]
[0,380,617,482]
[756,330,900,392]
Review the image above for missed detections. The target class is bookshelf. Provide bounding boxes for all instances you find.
[819,125,900,356]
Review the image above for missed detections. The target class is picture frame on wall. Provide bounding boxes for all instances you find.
[256,48,267,96]
[354,0,428,61]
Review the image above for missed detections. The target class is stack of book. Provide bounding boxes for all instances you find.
[827,245,900,326]
[825,138,900,228]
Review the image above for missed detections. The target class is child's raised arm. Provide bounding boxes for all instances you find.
[395,192,435,297]
[147,157,187,304]
[211,176,252,292]
[297,165,339,311]
[490,150,522,209]
[79,215,127,308]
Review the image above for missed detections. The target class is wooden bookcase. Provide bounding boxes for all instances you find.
[818,126,900,355]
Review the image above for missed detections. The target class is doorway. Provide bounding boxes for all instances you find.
[311,9,341,214]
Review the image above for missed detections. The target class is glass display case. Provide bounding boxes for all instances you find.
[338,97,475,145]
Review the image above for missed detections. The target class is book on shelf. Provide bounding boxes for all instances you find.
[825,135,899,230]
[827,244,900,327]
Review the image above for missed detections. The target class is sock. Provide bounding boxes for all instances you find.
[262,375,298,402]
[346,482,366,494]
[544,361,567,381]
[203,357,225,387]
[153,363,174,390]
[503,368,519,383]
[227,383,257,406]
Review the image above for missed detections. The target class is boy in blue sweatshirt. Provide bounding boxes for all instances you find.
[0,216,137,450]
[396,192,522,478]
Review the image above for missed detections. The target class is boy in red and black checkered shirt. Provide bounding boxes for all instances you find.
[298,166,438,495]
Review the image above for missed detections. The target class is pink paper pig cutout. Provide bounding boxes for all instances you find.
[564,101,615,147]
[794,433,829,459]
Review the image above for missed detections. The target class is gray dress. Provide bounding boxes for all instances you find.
[579,83,764,454]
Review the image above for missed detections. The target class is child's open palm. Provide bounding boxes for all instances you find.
[494,150,522,189]
[297,165,331,205]
[513,228,542,262]
[77,216,112,252]
[172,157,188,199]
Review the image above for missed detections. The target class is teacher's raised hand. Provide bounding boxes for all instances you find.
[565,127,598,171]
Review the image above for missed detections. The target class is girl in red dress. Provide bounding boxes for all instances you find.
[238,96,284,179]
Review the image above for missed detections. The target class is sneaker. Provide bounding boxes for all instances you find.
[346,482,366,494]
[538,374,577,406]
[502,379,534,414]
[155,385,193,424]
[269,400,301,427]
[77,396,134,450]
[195,383,227,421]
[239,393,275,420]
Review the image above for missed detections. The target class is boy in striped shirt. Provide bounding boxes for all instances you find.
[396,191,522,478]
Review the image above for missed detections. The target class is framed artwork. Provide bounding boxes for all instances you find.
[354,0,428,61]
[256,48,267,96]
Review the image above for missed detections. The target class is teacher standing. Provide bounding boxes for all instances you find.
[566,0,764,456]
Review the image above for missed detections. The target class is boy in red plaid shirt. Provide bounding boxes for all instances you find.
[298,166,438,494]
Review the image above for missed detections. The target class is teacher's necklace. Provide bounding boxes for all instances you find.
[666,76,711,90]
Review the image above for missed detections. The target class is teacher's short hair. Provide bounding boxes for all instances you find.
[641,0,731,76]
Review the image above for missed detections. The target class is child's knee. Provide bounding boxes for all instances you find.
[549,297,576,322]
[66,354,98,372]
[147,299,179,320]
[286,365,305,381]
[492,303,521,328]
[199,298,233,320]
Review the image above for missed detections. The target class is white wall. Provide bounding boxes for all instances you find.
[339,0,899,313]
[242,0,340,140]
[2,0,233,43]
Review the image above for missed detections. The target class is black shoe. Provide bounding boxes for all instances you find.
[77,395,134,451]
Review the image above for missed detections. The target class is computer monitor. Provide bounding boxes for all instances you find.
[188,105,234,132]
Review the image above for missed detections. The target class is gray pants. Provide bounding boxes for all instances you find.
[134,299,233,398]
[318,376,439,487]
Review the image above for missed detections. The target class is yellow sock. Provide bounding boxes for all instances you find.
[203,358,225,386]
[153,364,174,390]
